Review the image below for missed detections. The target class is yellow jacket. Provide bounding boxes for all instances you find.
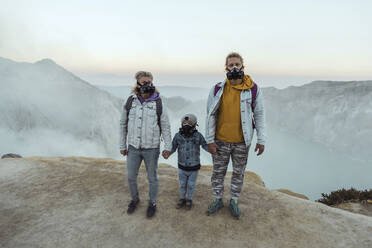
[216,75,254,143]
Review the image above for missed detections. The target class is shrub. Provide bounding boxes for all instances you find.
[317,188,372,206]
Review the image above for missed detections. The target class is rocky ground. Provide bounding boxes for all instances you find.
[334,202,372,217]
[1,157,372,248]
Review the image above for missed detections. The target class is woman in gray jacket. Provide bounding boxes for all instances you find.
[120,71,172,218]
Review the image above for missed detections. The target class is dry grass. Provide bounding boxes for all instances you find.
[276,189,309,200]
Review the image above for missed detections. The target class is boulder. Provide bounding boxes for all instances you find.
[1,153,22,159]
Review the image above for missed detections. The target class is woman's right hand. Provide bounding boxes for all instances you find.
[120,150,128,156]
[162,150,170,159]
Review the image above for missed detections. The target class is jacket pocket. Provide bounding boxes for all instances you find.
[145,104,156,116]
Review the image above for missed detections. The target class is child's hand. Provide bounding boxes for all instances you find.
[162,150,171,159]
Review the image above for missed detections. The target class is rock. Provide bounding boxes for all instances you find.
[0,157,371,248]
[334,202,372,217]
[1,153,22,159]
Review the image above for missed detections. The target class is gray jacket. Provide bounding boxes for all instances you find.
[205,81,266,146]
[170,131,208,167]
[119,95,172,151]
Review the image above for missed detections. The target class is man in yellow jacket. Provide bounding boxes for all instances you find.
[205,52,266,219]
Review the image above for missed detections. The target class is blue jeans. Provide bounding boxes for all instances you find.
[178,169,199,200]
[126,145,160,204]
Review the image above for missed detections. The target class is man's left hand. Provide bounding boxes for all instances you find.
[254,144,265,156]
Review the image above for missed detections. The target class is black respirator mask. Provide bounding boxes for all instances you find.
[180,124,196,137]
[226,67,244,80]
[137,81,155,95]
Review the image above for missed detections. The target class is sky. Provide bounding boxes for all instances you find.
[1,0,371,88]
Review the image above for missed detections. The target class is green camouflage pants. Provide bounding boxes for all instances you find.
[211,139,250,200]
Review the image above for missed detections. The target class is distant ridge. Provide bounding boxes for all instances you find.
[263,80,372,161]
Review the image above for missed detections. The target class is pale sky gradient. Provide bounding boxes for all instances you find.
[1,0,371,88]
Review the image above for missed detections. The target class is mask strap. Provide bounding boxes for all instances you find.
[137,81,152,85]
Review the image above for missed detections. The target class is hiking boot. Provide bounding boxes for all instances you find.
[185,199,192,210]
[176,199,186,209]
[147,202,157,218]
[229,199,241,219]
[206,198,224,216]
[127,198,140,214]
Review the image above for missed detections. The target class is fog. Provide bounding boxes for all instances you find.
[0,57,122,159]
[0,128,109,158]
[1,57,371,201]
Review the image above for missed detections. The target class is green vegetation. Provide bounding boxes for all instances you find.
[317,188,372,206]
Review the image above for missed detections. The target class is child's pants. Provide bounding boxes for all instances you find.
[178,169,199,200]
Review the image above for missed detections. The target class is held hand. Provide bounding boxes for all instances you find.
[162,150,171,159]
[120,150,128,156]
[208,142,219,155]
[254,144,265,156]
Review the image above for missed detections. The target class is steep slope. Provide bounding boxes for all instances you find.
[0,57,123,158]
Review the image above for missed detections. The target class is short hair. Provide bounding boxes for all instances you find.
[225,52,244,68]
[135,71,153,81]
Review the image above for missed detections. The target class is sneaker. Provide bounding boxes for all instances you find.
[176,199,186,209]
[147,202,157,218]
[185,199,192,210]
[127,198,140,214]
[229,199,241,219]
[206,198,224,216]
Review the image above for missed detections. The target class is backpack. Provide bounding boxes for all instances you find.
[214,82,258,128]
[124,95,163,133]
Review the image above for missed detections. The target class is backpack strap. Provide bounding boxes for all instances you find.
[124,95,135,133]
[214,82,222,96]
[155,98,163,134]
[125,95,135,119]
[250,83,258,129]
[251,83,258,111]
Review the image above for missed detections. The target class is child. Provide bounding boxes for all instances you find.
[164,113,208,210]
